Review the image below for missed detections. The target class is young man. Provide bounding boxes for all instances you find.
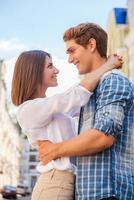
[38,23,134,200]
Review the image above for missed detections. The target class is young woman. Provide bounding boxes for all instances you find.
[11,50,122,200]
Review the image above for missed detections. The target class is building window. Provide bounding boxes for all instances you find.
[31,176,37,188]
[30,149,37,152]
[29,155,36,162]
[29,165,35,170]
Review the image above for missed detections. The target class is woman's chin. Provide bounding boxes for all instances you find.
[52,82,58,87]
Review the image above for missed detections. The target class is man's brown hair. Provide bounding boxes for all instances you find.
[11,50,50,106]
[63,23,108,58]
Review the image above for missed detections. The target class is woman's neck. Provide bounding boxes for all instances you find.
[32,87,47,99]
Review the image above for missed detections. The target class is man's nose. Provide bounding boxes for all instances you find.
[68,55,73,63]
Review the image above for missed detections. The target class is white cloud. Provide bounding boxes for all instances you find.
[0,38,28,59]
[4,57,18,106]
[0,38,27,51]
[5,56,17,84]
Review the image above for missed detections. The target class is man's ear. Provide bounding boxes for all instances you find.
[87,38,96,52]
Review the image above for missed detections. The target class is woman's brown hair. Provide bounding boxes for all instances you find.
[11,50,50,106]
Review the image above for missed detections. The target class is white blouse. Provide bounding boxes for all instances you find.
[17,84,92,174]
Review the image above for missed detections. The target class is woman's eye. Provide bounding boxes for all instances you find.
[48,64,53,68]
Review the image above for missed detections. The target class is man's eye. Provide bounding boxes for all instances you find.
[70,49,74,53]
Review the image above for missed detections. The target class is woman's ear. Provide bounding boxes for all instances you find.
[87,38,96,53]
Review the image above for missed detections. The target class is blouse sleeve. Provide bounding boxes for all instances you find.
[17,84,92,130]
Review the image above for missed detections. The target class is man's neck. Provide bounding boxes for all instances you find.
[90,56,107,72]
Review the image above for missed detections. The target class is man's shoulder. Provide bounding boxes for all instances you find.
[99,69,131,86]
[95,69,134,100]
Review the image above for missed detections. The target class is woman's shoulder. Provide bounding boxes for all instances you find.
[17,98,43,117]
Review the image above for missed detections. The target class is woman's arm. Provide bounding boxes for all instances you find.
[80,54,123,91]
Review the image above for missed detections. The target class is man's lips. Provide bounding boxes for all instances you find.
[74,61,79,66]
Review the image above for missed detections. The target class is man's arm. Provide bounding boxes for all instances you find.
[57,129,115,156]
[38,128,115,164]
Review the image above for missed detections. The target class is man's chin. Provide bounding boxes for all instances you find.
[78,70,85,75]
[77,67,88,75]
[78,68,92,74]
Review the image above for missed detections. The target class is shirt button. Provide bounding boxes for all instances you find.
[103,112,109,116]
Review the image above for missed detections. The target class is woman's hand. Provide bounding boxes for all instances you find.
[106,54,123,70]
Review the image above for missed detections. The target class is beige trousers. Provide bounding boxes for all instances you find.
[31,169,75,200]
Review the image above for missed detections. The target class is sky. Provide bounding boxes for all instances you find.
[0,0,127,97]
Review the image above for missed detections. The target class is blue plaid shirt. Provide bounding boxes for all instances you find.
[76,70,134,200]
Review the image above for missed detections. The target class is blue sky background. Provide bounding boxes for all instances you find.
[0,0,127,60]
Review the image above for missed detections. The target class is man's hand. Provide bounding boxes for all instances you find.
[38,140,58,164]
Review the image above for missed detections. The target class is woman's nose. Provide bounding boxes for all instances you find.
[54,67,59,74]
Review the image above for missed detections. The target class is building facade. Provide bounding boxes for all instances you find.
[19,138,39,191]
[0,59,39,192]
[107,7,129,77]
[0,60,22,187]
[125,0,134,83]
[107,1,134,83]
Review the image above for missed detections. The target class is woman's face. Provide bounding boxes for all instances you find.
[42,56,59,90]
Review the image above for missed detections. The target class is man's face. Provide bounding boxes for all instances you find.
[66,39,93,74]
